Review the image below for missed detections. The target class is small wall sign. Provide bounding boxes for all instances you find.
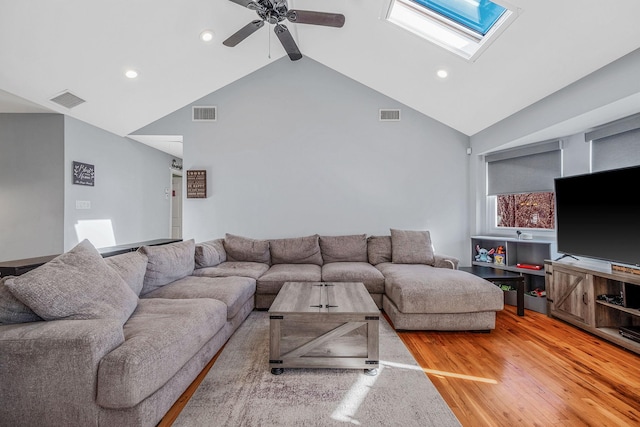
[72,161,95,186]
[186,170,207,198]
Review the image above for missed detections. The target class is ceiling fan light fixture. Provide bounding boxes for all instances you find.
[125,69,139,79]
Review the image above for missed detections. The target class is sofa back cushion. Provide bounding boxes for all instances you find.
[390,229,435,265]
[270,235,323,266]
[195,239,227,268]
[0,276,43,324]
[139,239,195,296]
[224,234,270,264]
[4,239,138,325]
[367,235,392,265]
[319,234,368,263]
[104,251,148,296]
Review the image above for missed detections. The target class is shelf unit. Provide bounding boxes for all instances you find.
[546,258,640,355]
[471,236,557,314]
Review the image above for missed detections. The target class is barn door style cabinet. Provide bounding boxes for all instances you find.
[546,259,640,355]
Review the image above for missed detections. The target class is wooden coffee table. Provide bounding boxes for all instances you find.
[268,282,380,376]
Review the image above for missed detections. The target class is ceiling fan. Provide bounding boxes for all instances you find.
[223,0,345,61]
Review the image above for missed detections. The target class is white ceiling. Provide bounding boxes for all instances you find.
[2,0,640,155]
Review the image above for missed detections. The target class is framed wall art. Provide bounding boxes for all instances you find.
[72,161,95,186]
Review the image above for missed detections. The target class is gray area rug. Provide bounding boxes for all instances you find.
[174,311,461,427]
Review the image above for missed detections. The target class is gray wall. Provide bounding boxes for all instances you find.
[134,57,471,260]
[0,113,176,261]
[63,116,175,251]
[469,48,640,237]
[0,114,65,260]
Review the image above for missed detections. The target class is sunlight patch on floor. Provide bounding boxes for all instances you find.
[330,365,384,425]
[383,360,498,384]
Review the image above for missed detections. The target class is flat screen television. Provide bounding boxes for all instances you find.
[554,165,640,266]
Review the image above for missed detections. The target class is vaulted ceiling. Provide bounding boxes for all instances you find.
[2,0,640,143]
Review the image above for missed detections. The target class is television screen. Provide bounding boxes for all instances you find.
[555,165,640,266]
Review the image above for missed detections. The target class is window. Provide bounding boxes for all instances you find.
[386,0,517,61]
[496,192,555,229]
[486,141,562,232]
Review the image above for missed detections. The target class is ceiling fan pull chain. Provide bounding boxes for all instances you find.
[268,23,271,59]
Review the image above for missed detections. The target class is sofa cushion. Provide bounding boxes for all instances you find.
[270,235,323,266]
[139,239,195,296]
[367,235,392,265]
[319,234,368,263]
[0,276,42,324]
[195,239,227,268]
[390,229,435,265]
[192,261,269,280]
[321,262,385,294]
[143,276,255,320]
[105,251,148,296]
[378,263,504,314]
[5,240,138,325]
[257,264,322,295]
[97,298,226,409]
[224,233,270,264]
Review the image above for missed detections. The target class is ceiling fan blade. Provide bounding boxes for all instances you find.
[274,24,302,61]
[223,20,265,47]
[228,0,255,8]
[286,10,345,28]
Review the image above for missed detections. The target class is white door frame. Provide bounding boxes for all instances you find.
[169,168,183,238]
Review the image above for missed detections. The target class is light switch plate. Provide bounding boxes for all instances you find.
[76,200,91,209]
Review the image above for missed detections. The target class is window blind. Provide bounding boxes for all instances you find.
[586,113,640,173]
[486,140,561,195]
[591,128,640,172]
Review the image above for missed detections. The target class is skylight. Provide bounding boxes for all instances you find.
[386,0,517,61]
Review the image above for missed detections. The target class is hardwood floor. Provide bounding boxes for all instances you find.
[159,305,640,426]
[398,305,640,427]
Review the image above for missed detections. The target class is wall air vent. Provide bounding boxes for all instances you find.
[379,109,401,121]
[50,91,86,109]
[193,106,217,122]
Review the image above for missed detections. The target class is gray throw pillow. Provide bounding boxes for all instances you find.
[367,235,392,265]
[105,251,148,296]
[319,234,368,263]
[390,229,435,265]
[0,276,43,324]
[270,235,323,266]
[195,239,227,268]
[5,240,138,325]
[139,239,195,296]
[224,234,270,264]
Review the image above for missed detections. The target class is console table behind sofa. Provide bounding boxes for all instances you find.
[0,239,181,277]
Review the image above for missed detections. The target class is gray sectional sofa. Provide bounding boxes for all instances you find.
[0,229,503,427]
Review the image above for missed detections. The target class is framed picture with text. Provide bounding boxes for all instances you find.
[186,170,206,198]
[72,161,95,186]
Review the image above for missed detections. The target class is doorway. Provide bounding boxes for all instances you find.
[171,171,183,239]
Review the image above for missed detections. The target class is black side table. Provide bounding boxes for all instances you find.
[459,266,525,316]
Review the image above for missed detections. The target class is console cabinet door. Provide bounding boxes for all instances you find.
[549,266,592,326]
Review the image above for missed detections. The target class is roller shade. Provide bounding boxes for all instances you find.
[586,113,640,173]
[486,141,561,195]
[592,128,640,172]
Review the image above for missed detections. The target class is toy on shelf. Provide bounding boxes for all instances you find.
[494,246,506,265]
[475,245,495,263]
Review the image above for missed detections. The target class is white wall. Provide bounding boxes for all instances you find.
[133,57,471,261]
[63,116,175,251]
[0,114,65,260]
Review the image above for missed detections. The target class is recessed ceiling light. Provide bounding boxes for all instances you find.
[125,69,139,79]
[200,30,215,42]
[436,69,449,79]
